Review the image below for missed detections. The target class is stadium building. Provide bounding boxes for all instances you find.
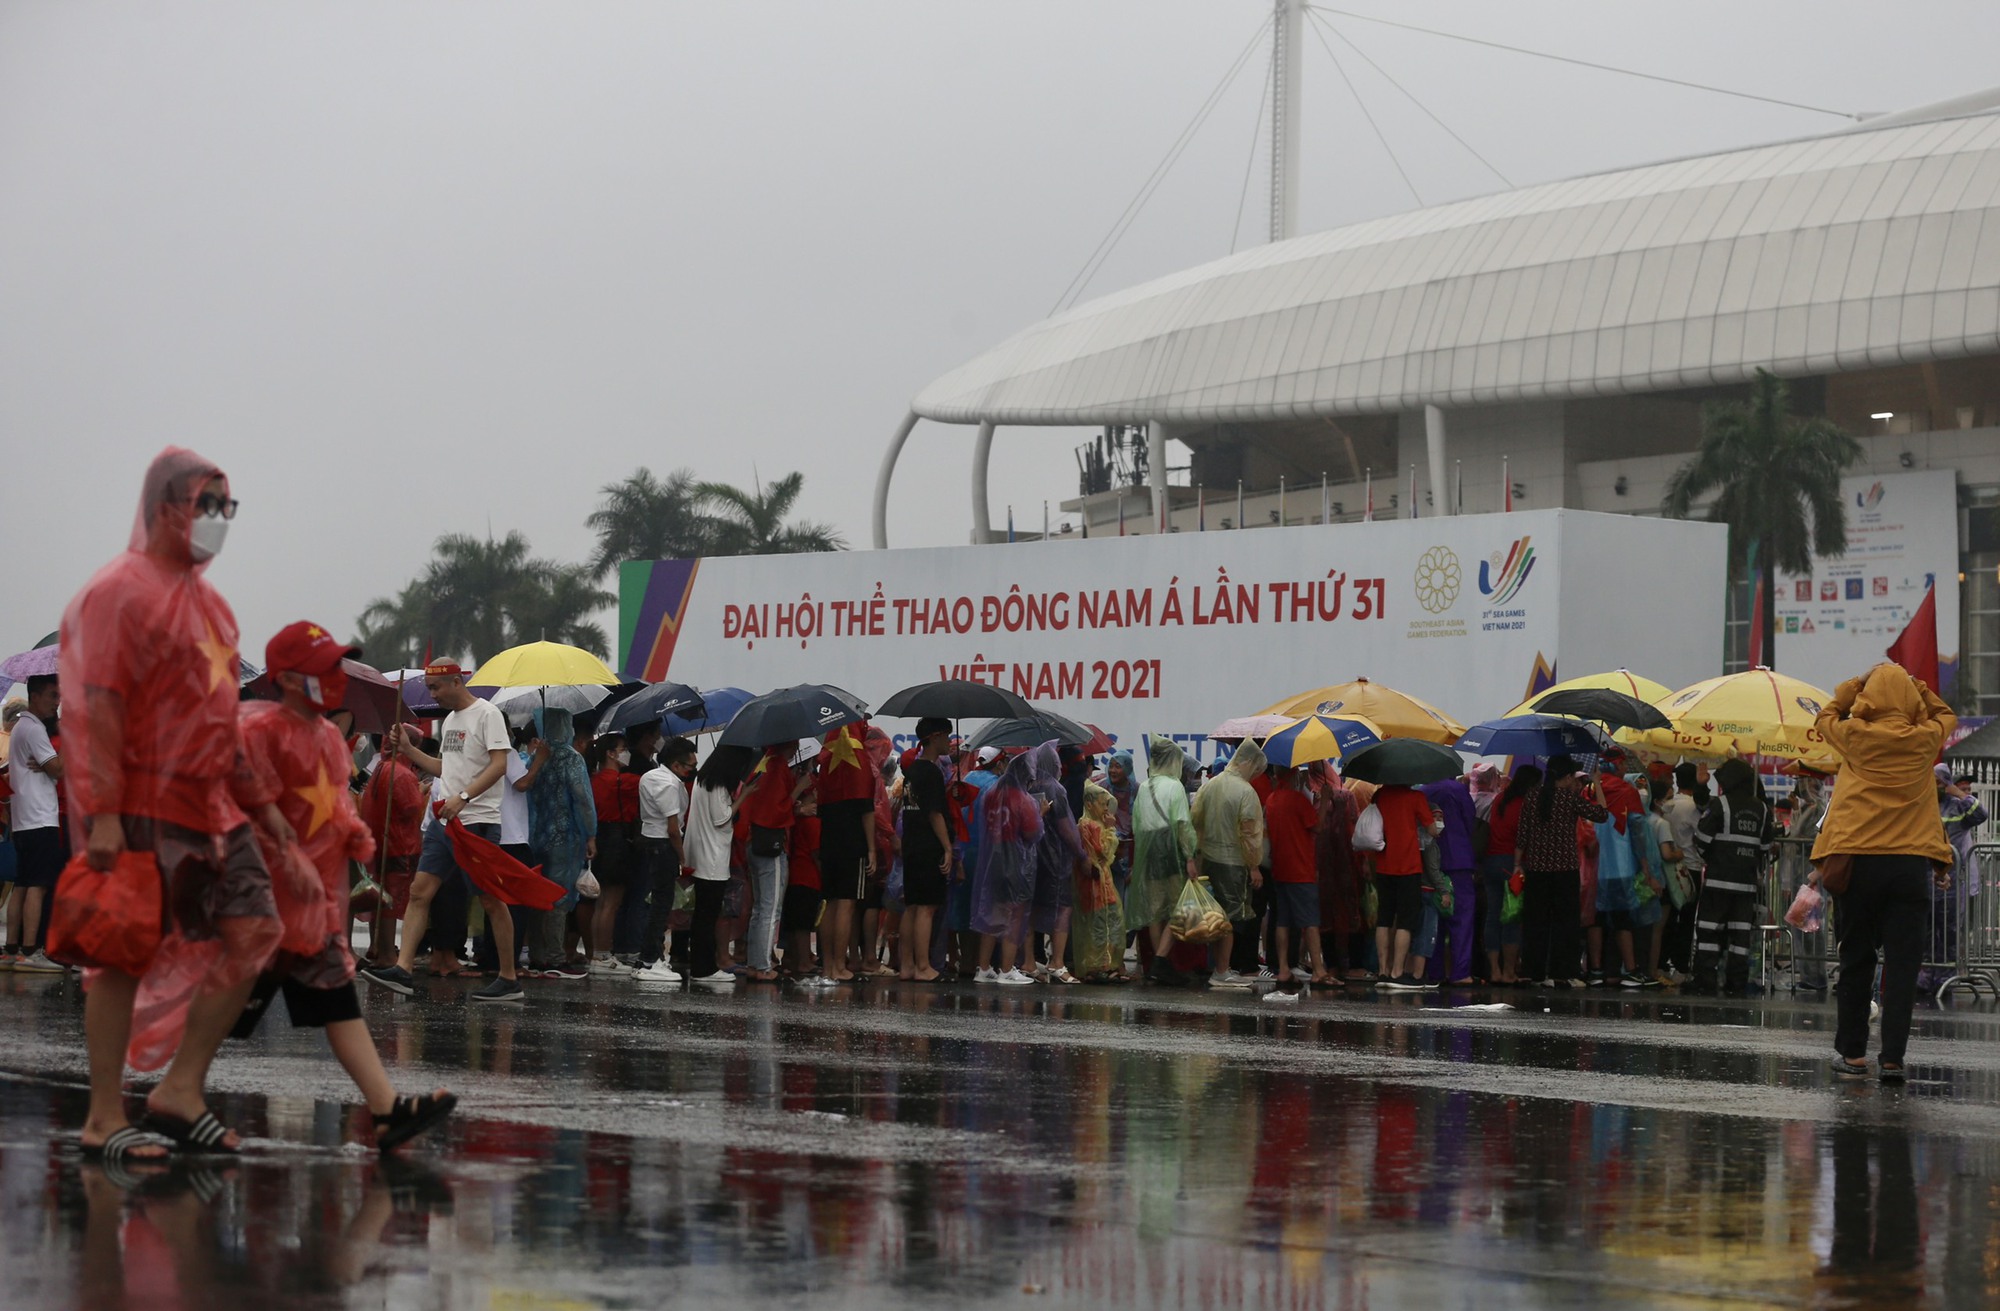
[874,78,2000,713]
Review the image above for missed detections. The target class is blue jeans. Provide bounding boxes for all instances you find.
[747,848,787,971]
[1481,854,1521,949]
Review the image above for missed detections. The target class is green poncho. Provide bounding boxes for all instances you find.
[1124,737,1198,931]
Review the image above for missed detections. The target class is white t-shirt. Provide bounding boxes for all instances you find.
[1662,794,1704,871]
[683,782,735,880]
[437,699,512,827]
[7,715,60,831]
[499,751,530,846]
[639,765,688,839]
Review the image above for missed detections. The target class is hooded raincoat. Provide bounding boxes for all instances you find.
[973,748,1043,942]
[1811,663,1955,868]
[1074,782,1125,976]
[1190,738,1267,920]
[1125,737,1197,931]
[1028,741,1080,936]
[528,707,597,911]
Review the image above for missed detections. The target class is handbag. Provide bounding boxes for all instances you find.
[750,825,787,858]
[1352,803,1386,853]
[1814,852,1853,897]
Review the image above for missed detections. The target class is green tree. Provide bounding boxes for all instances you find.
[1661,369,1863,670]
[585,467,709,579]
[357,531,615,664]
[695,471,847,556]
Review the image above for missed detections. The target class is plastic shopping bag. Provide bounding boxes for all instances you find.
[577,866,602,900]
[1352,804,1386,853]
[1783,881,1824,933]
[1501,885,1523,925]
[1169,877,1231,945]
[47,852,165,977]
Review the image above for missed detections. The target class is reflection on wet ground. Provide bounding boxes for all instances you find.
[3,972,1997,1308]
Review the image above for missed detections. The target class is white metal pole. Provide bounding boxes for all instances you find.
[970,419,996,543]
[1147,419,1169,533]
[1271,0,1304,243]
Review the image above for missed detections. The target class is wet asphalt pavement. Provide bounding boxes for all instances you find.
[1,969,1997,1309]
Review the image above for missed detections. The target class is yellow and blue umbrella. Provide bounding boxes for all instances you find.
[1260,713,1384,768]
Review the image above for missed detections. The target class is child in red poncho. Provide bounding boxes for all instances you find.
[233,622,455,1151]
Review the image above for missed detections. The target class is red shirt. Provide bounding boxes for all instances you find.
[1485,793,1525,858]
[1263,787,1319,884]
[591,769,639,824]
[359,756,425,858]
[790,813,822,891]
[237,702,374,895]
[1372,785,1434,876]
[815,725,874,804]
[740,748,797,830]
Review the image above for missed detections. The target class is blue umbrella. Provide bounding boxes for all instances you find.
[1454,714,1613,759]
[663,686,754,737]
[1260,713,1384,768]
[599,680,702,733]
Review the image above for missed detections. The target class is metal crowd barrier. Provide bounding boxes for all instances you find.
[1755,836,1999,1001]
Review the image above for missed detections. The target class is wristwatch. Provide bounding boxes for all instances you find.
[458,791,470,803]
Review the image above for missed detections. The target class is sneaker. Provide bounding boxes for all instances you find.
[1254,968,1277,982]
[1829,1054,1870,1079]
[543,963,589,981]
[996,968,1035,986]
[471,977,526,1004]
[632,961,683,983]
[1877,1061,1906,1084]
[0,950,16,971]
[1585,971,1607,987]
[1209,972,1254,990]
[588,955,624,975]
[361,964,417,996]
[973,967,1001,984]
[1620,974,1646,989]
[801,974,842,989]
[16,950,63,974]
[1381,976,1424,992]
[1261,988,1302,1003]
[692,971,737,986]
[1421,977,1442,991]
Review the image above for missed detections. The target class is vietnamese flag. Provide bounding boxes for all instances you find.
[1886,581,1941,693]
[444,817,566,909]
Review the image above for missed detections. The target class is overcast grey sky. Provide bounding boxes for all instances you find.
[4,1,1997,664]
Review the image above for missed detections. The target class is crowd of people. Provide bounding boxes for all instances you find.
[0,447,1975,1170]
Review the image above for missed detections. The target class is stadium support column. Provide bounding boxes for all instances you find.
[1148,420,1169,533]
[970,420,996,544]
[1271,0,1303,243]
[872,409,921,549]
[1424,405,1451,516]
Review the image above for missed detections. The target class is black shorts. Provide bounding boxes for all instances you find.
[10,827,63,891]
[594,825,634,888]
[1270,881,1318,931]
[818,800,871,901]
[902,855,946,908]
[231,975,363,1039]
[781,884,824,934]
[1378,873,1426,934]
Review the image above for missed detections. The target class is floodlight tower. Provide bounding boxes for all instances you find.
[1270,0,1304,242]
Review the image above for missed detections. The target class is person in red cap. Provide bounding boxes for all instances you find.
[361,659,523,1002]
[59,448,288,1165]
[233,622,457,1149]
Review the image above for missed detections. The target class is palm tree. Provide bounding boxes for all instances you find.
[508,561,615,657]
[585,467,710,579]
[357,532,616,665]
[1662,369,1863,670]
[696,470,847,556]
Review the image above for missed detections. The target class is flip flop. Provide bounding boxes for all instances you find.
[139,1108,242,1155]
[373,1091,458,1153]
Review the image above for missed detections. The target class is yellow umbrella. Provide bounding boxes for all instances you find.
[1505,669,1673,718]
[1623,668,1838,768]
[468,641,621,689]
[1259,678,1465,744]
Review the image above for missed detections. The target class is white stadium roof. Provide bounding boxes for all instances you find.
[912,92,2000,426]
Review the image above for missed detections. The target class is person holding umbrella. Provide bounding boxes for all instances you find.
[895,718,954,982]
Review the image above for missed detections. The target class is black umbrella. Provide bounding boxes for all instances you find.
[601,680,705,733]
[718,683,871,748]
[963,709,1098,752]
[1338,737,1465,786]
[1530,687,1671,731]
[877,679,1035,721]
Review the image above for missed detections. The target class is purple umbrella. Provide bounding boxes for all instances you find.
[0,647,60,681]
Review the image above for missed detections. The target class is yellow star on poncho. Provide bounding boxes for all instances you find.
[291,762,344,839]
[198,622,236,694]
[822,728,863,772]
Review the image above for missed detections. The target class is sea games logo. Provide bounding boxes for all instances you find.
[1856,481,1885,510]
[1479,537,1536,605]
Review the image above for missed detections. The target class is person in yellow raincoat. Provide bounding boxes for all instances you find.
[1124,737,1198,985]
[1812,662,1955,1082]
[1189,736,1268,989]
[1073,783,1126,980]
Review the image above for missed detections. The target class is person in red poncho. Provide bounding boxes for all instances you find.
[357,742,426,968]
[232,622,456,1150]
[58,447,288,1165]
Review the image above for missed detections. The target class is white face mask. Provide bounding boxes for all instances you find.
[614,750,630,767]
[189,512,230,561]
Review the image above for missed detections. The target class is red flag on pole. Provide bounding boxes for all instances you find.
[1887,579,1941,692]
[444,815,567,909]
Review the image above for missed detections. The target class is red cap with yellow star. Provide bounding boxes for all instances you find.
[265,621,361,677]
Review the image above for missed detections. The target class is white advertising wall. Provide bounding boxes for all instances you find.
[619,509,1726,765]
[1770,469,1960,693]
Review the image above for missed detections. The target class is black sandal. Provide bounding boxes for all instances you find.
[373,1092,458,1153]
[81,1125,173,1183]
[139,1108,242,1155]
